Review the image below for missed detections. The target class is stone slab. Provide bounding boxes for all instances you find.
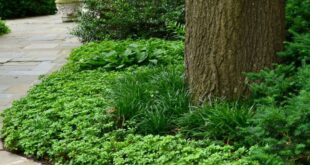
[2,62,39,66]
[23,43,59,50]
[0,65,35,71]
[0,151,40,165]
[0,94,14,99]
[0,58,11,64]
[9,58,35,62]
[0,52,23,59]
[5,84,31,94]
[11,161,41,165]
[24,50,60,57]
[0,76,38,85]
[0,151,28,165]
[28,34,62,41]
[0,85,9,92]
[33,62,55,72]
[0,71,48,76]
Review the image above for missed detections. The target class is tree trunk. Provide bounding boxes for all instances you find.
[185,0,285,103]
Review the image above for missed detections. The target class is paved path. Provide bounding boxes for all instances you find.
[0,15,81,165]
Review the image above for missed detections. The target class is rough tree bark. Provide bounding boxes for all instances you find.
[185,0,285,103]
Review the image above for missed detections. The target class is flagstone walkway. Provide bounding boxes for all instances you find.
[0,15,81,165]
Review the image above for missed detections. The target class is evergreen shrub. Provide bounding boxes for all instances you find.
[72,0,184,42]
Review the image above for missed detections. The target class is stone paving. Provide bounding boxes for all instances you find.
[0,15,81,165]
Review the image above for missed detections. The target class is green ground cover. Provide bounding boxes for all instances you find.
[0,19,9,35]
[1,40,261,164]
[1,0,309,164]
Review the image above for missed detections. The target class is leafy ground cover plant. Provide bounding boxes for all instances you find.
[0,19,9,35]
[1,36,302,165]
[54,133,262,164]
[0,0,56,19]
[69,39,184,70]
[0,63,259,164]
[1,68,118,159]
[72,0,184,42]
[108,135,259,165]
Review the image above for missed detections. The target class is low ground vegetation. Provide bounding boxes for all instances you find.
[0,19,9,35]
[69,39,184,70]
[1,40,264,164]
[1,0,309,164]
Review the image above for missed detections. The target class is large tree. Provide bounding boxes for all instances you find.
[185,0,285,103]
